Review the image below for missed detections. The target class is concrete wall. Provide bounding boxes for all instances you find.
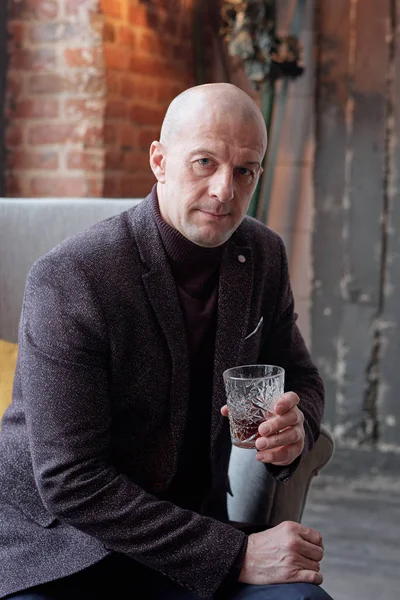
[313,0,400,454]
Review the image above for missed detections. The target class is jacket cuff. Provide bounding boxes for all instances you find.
[218,534,248,590]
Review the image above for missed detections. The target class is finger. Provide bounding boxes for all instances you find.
[255,425,303,451]
[299,527,324,549]
[297,540,324,562]
[294,556,321,573]
[256,441,304,465]
[274,392,300,415]
[259,408,303,437]
[220,405,228,417]
[295,570,323,586]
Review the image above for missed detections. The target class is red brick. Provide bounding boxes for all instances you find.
[127,5,149,27]
[87,178,103,197]
[106,70,120,94]
[5,125,24,147]
[137,32,167,56]
[29,22,81,44]
[65,99,104,119]
[103,175,121,198]
[138,128,161,150]
[28,124,80,145]
[105,100,128,119]
[119,76,135,98]
[104,123,118,144]
[123,151,151,172]
[6,74,23,96]
[119,25,135,47]
[28,73,76,94]
[83,126,104,147]
[103,22,116,43]
[28,123,104,146]
[120,174,155,198]
[99,0,122,18]
[105,150,123,170]
[30,177,89,197]
[130,105,164,126]
[7,150,58,170]
[6,175,26,197]
[7,98,59,119]
[8,0,59,20]
[67,151,104,172]
[8,23,24,44]
[120,124,138,149]
[11,48,56,71]
[104,45,131,71]
[64,48,103,68]
[129,55,179,78]
[28,73,104,95]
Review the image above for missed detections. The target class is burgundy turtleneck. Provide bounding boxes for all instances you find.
[152,189,249,586]
[152,191,226,512]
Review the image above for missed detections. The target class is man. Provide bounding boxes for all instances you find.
[0,83,333,600]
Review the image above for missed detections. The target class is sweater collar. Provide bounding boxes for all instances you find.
[151,185,226,266]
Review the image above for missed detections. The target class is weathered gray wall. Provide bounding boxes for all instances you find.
[313,0,400,453]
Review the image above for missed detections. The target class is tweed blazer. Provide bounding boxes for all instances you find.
[0,195,324,599]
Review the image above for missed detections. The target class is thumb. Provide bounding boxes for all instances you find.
[220,405,229,417]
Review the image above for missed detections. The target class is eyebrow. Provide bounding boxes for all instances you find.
[189,148,261,168]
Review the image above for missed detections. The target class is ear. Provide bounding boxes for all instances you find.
[150,141,166,183]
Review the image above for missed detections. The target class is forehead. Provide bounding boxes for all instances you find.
[173,117,266,162]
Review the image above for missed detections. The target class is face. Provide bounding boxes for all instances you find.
[150,109,266,248]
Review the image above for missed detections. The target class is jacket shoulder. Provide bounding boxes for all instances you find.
[30,206,139,276]
[239,215,284,250]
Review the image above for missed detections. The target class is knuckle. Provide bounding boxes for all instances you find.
[283,521,297,534]
[310,571,323,584]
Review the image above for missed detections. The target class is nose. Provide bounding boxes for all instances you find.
[209,168,234,203]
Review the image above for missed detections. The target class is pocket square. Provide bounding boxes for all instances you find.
[244,316,263,340]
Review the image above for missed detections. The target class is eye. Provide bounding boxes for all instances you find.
[198,158,212,166]
[236,166,253,177]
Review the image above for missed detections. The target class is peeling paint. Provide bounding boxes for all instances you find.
[386,415,396,427]
[335,336,348,409]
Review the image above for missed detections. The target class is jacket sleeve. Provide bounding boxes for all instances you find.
[19,253,246,600]
[258,237,325,483]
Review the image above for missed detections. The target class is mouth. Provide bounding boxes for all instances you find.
[199,209,230,220]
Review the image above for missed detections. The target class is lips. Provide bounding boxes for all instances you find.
[199,209,229,218]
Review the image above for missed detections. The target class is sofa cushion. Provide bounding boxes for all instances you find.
[0,339,18,419]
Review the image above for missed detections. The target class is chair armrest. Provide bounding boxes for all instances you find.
[227,425,335,527]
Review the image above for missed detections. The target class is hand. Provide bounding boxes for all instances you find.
[221,391,305,466]
[239,521,324,586]
[255,391,305,465]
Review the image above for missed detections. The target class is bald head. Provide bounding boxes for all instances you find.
[160,83,267,155]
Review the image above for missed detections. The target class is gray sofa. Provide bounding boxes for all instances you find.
[0,197,334,527]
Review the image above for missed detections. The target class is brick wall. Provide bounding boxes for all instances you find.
[5,0,106,197]
[102,0,195,198]
[4,0,197,198]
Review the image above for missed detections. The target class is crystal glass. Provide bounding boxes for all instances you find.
[223,364,285,448]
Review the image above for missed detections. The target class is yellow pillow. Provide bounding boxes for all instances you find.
[0,339,18,419]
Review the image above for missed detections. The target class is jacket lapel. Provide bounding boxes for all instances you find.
[128,197,190,462]
[211,238,254,452]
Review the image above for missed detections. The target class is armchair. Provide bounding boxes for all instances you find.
[0,197,334,527]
